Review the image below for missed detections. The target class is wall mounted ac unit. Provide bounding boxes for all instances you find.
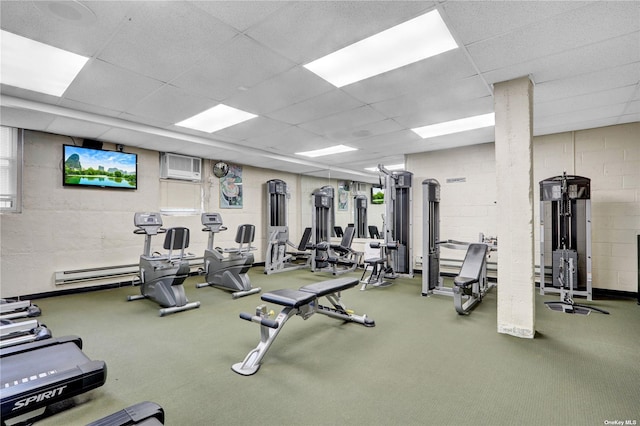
[160,153,202,181]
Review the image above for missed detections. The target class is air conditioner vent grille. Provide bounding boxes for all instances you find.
[160,153,202,181]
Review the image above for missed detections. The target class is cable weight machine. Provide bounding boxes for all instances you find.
[264,179,312,274]
[311,187,334,271]
[354,194,368,238]
[379,165,413,277]
[539,173,608,315]
[421,179,441,295]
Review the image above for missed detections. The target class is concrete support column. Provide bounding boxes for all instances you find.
[494,76,535,338]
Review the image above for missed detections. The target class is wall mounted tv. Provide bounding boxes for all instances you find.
[63,144,137,189]
[371,185,384,204]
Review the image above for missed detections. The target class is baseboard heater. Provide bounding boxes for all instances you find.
[55,257,204,286]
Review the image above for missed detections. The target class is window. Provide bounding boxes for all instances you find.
[0,126,23,213]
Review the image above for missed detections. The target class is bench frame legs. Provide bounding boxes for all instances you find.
[233,290,374,376]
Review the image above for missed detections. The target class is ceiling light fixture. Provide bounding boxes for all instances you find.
[176,104,257,133]
[0,30,89,97]
[296,144,357,158]
[411,113,495,139]
[364,163,405,172]
[304,9,458,87]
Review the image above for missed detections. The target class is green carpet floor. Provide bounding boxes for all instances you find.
[10,268,640,426]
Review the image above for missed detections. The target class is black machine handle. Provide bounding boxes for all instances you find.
[239,312,278,329]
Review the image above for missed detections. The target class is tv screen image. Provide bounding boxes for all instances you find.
[371,186,384,204]
[63,145,137,189]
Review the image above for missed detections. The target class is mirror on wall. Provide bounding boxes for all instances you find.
[299,175,384,239]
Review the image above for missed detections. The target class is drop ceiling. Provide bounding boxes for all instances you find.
[1,1,638,183]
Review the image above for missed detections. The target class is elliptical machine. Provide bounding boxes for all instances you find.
[127,212,200,316]
[196,213,260,299]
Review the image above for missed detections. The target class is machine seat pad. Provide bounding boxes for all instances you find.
[364,258,385,265]
[261,289,316,308]
[453,243,488,288]
[453,276,479,288]
[300,277,358,297]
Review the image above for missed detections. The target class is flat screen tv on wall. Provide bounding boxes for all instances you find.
[63,144,137,189]
[371,186,384,204]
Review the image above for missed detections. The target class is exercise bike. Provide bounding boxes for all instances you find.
[196,213,260,299]
[127,212,200,316]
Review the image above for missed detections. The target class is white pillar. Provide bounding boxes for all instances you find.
[494,76,535,338]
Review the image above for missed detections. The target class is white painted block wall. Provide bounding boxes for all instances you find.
[409,121,639,293]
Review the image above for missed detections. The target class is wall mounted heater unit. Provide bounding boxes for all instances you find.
[160,153,202,181]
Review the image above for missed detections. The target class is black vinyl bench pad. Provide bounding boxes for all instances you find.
[260,278,358,307]
[299,277,358,297]
[261,289,316,308]
[453,244,488,288]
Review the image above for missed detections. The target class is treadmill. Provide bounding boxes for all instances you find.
[0,299,41,320]
[1,335,107,424]
[0,319,51,349]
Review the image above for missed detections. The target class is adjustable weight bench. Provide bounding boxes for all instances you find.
[232,277,374,376]
[452,243,493,315]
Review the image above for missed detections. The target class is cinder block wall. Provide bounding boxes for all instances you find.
[0,130,300,296]
[409,122,639,292]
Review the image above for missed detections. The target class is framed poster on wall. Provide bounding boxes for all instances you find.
[338,182,349,211]
[220,164,243,208]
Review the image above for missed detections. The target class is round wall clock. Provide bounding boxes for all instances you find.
[213,161,229,178]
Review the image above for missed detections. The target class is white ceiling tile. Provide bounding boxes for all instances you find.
[224,66,334,114]
[97,1,238,82]
[482,32,640,86]
[372,78,492,126]
[536,103,628,130]
[536,85,638,119]
[535,62,640,103]
[188,1,291,32]
[125,84,217,124]
[63,59,165,112]
[329,119,405,143]
[245,125,324,152]
[266,90,365,125]
[0,1,133,57]
[406,128,496,153]
[443,1,592,45]
[348,129,422,153]
[467,2,640,73]
[343,49,480,104]
[247,1,435,64]
[213,116,291,141]
[298,105,387,137]
[170,35,295,101]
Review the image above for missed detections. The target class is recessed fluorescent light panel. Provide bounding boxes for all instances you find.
[1,30,89,97]
[411,113,495,139]
[365,163,405,172]
[176,104,257,133]
[304,9,457,87]
[296,145,357,158]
